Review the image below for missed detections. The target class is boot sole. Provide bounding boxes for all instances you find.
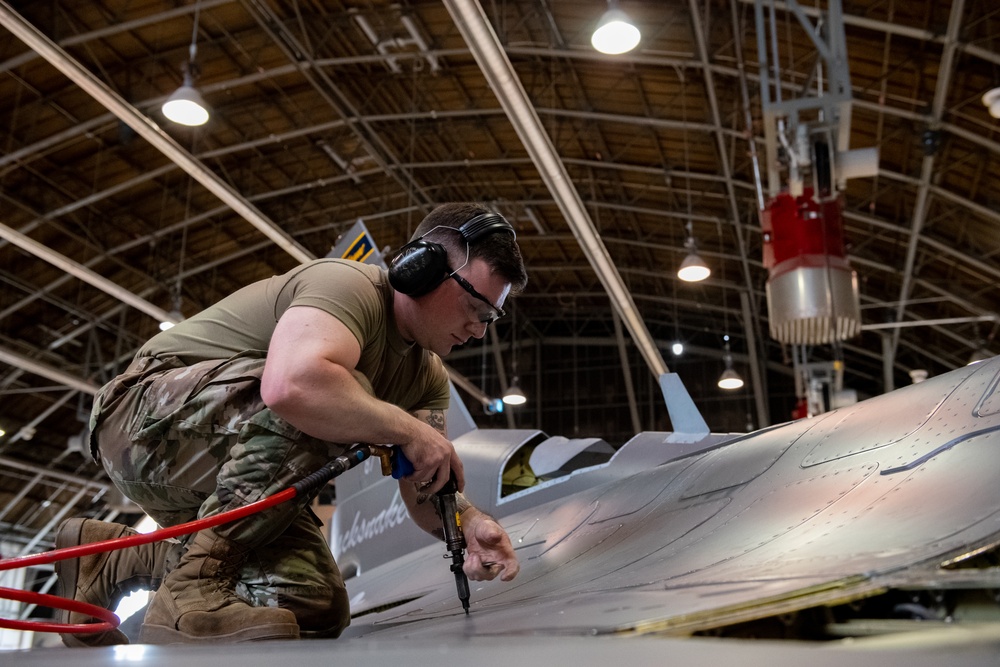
[138,622,300,644]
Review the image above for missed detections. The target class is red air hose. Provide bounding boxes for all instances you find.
[0,487,297,634]
[0,444,380,635]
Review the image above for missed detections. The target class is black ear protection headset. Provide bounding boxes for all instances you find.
[388,212,515,297]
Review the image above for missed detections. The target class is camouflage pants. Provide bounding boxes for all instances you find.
[90,353,351,636]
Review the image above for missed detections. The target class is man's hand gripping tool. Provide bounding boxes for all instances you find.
[371,446,471,614]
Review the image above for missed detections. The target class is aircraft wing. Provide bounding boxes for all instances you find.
[9,366,999,667]
[341,356,1000,650]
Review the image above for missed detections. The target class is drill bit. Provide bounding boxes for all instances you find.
[386,447,471,613]
[437,476,471,614]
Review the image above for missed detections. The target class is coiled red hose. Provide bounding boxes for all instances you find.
[0,486,297,634]
[0,444,379,635]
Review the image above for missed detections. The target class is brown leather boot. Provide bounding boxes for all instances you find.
[139,528,299,643]
[55,518,176,647]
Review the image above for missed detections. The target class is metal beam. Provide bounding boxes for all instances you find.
[445,367,491,407]
[0,220,178,326]
[444,0,667,377]
[0,1,315,264]
[612,311,642,434]
[0,0,235,74]
[488,327,516,429]
[862,315,997,331]
[888,0,966,365]
[240,0,434,210]
[690,0,764,368]
[0,345,97,395]
[741,291,770,427]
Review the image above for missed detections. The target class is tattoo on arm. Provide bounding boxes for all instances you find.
[417,487,446,541]
[424,409,446,436]
[414,486,475,541]
[414,409,470,541]
[414,487,441,514]
[414,488,471,512]
[413,408,451,513]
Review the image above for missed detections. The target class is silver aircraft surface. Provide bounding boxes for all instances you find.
[328,355,1000,662]
[11,363,1000,667]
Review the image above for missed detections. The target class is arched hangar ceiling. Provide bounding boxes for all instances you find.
[0,0,998,546]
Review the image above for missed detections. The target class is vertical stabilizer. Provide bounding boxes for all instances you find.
[659,373,709,436]
[446,383,477,440]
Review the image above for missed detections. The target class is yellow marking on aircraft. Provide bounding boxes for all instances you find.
[343,231,375,263]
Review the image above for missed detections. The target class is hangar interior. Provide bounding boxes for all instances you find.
[0,0,998,650]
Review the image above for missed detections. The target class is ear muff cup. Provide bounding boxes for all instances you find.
[388,239,450,296]
[388,212,515,297]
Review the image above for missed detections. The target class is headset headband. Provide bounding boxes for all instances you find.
[458,212,516,243]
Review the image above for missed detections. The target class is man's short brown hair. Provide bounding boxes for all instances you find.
[412,203,528,293]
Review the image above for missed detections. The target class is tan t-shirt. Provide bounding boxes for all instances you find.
[138,259,450,412]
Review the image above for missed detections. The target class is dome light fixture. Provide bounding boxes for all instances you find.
[502,304,527,406]
[968,347,992,365]
[163,0,210,127]
[982,87,1000,120]
[159,309,184,332]
[718,366,744,390]
[678,222,711,282]
[718,340,744,390]
[502,377,527,406]
[591,1,641,55]
[671,341,684,356]
[163,72,210,126]
[678,248,711,282]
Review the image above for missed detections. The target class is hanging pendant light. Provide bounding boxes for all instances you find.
[503,303,527,406]
[982,87,1000,120]
[502,376,527,406]
[967,347,992,365]
[718,342,744,390]
[678,246,711,282]
[158,309,185,331]
[678,220,710,282]
[718,365,744,390]
[678,226,711,282]
[591,1,641,55]
[159,287,185,331]
[163,71,210,126]
[163,1,210,126]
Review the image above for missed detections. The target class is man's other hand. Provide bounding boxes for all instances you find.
[462,510,519,582]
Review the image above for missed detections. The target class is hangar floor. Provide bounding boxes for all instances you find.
[7,631,1000,667]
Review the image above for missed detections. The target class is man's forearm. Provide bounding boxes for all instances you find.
[399,480,474,539]
[263,359,423,445]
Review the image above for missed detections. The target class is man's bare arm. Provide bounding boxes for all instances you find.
[261,305,462,493]
[400,409,473,537]
[398,410,520,582]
